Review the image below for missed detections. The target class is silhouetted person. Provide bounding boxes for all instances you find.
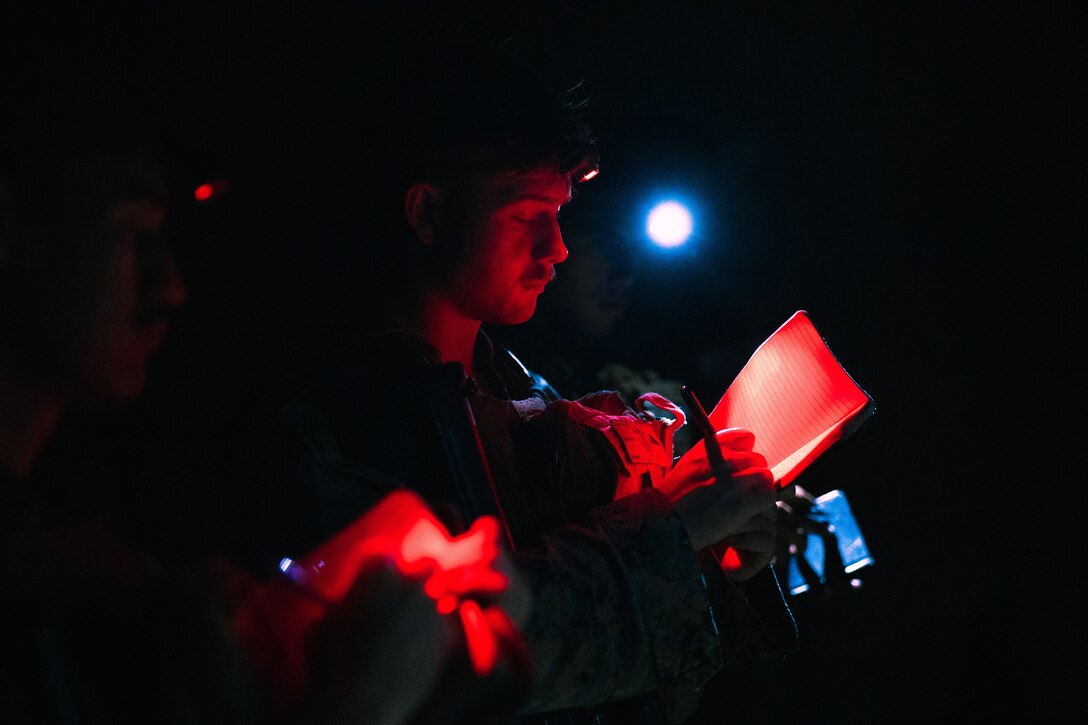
[1,27,532,725]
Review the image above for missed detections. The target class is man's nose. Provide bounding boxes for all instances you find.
[535,217,568,265]
[158,253,188,310]
[142,247,188,311]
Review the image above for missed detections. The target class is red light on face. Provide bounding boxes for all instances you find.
[193,183,215,201]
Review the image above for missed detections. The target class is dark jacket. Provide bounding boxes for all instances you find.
[1,463,264,725]
[238,326,796,724]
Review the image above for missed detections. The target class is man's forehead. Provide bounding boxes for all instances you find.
[62,155,168,207]
[470,168,572,206]
[109,198,167,228]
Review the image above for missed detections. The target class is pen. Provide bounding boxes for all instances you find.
[683,384,786,497]
[680,385,724,469]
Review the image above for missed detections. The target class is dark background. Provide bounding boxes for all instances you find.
[9,2,1076,722]
[471,5,1075,722]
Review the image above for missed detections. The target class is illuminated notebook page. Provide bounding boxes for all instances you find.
[707,310,875,486]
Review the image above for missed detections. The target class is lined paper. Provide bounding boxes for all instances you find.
[707,310,874,486]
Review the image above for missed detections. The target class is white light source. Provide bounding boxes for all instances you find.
[646,200,694,248]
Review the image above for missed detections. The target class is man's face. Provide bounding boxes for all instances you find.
[73,196,187,400]
[15,158,187,402]
[437,169,571,326]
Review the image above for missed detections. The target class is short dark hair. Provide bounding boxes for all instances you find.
[377,37,597,185]
[352,26,598,231]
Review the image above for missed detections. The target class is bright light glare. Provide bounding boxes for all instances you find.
[646,201,693,248]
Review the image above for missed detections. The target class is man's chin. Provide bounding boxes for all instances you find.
[73,367,147,404]
[498,303,538,326]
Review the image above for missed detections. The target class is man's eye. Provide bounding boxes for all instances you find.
[511,208,557,224]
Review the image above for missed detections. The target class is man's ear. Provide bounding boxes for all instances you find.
[404,182,441,246]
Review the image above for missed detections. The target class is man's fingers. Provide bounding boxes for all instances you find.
[720,508,777,539]
[730,467,775,493]
[715,450,769,475]
[713,427,756,452]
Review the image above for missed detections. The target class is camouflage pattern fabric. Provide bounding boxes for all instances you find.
[254,327,796,724]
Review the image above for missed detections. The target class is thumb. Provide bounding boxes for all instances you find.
[713,427,756,452]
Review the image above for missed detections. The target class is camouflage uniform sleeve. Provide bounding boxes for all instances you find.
[513,487,724,713]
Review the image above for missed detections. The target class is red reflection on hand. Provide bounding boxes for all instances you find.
[286,490,512,676]
[458,600,497,676]
[399,514,507,603]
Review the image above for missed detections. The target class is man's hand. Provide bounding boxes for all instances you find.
[659,427,776,552]
[309,561,463,725]
[711,506,777,582]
